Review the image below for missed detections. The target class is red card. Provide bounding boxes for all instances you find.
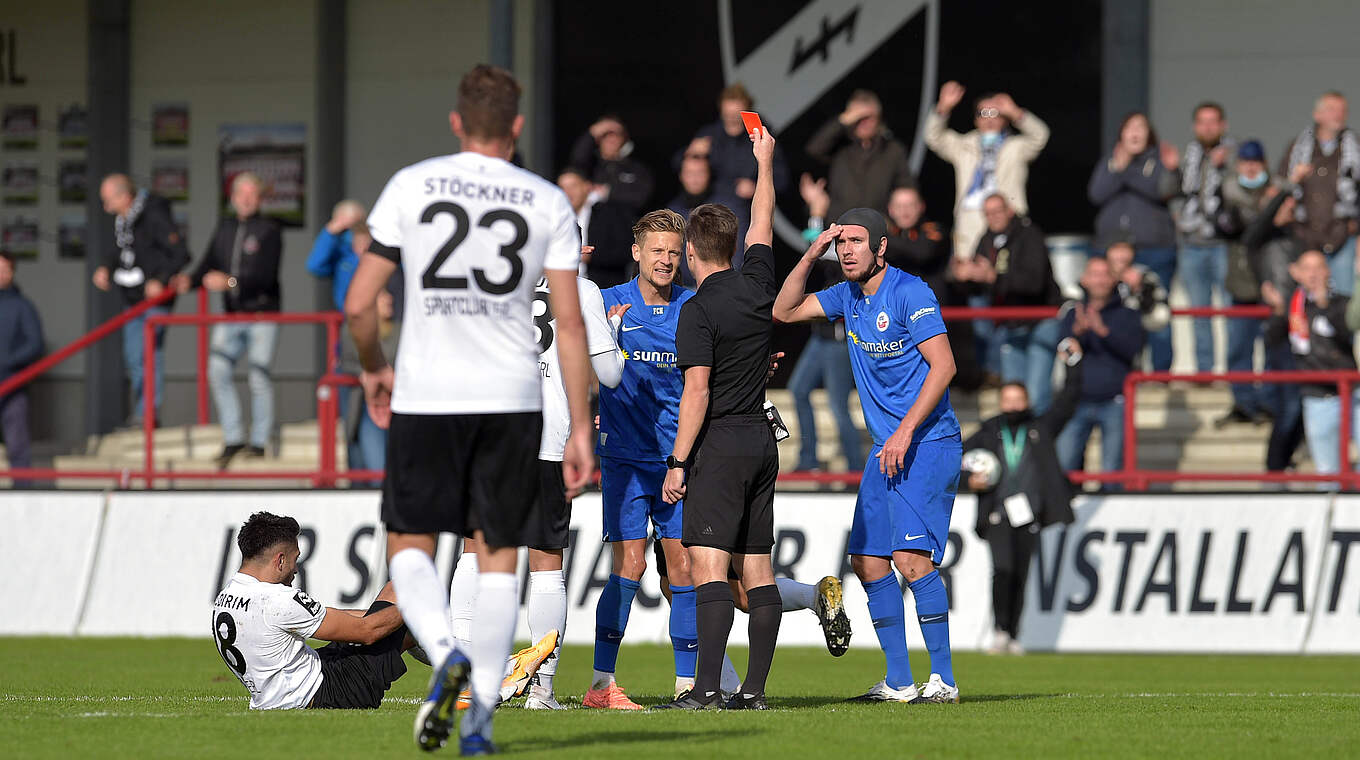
[740,111,764,136]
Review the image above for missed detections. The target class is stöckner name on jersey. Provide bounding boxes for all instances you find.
[424,177,536,206]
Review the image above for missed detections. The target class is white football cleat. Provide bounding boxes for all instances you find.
[911,673,960,704]
[848,679,919,702]
[524,690,567,710]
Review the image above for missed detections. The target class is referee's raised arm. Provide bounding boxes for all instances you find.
[747,127,776,250]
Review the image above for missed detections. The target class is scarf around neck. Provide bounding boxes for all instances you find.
[1287,125,1360,222]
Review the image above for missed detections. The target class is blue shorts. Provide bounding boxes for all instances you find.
[600,457,683,542]
[849,434,961,562]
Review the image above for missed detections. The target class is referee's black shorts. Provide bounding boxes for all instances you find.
[382,411,542,547]
[682,414,778,554]
[308,601,408,709]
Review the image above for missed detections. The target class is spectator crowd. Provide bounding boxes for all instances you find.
[8,82,1360,487]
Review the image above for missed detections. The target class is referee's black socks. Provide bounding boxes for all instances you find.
[743,584,782,696]
[692,581,734,701]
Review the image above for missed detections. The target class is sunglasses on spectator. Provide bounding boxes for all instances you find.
[977,107,1001,118]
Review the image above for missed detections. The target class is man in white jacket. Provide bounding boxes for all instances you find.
[925,81,1050,259]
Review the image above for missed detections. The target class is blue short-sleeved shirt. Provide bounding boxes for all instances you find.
[597,278,694,462]
[815,266,960,446]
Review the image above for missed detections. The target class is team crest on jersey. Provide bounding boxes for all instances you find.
[293,590,321,616]
[876,311,890,331]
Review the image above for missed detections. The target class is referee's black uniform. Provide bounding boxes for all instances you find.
[665,240,784,709]
[675,241,780,554]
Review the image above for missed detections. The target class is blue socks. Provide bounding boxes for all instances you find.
[908,570,954,687]
[669,584,698,678]
[593,574,640,673]
[863,574,913,689]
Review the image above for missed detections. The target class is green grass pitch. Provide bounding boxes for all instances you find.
[2,638,1357,758]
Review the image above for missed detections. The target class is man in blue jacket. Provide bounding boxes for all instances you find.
[0,250,43,477]
[1056,256,1146,482]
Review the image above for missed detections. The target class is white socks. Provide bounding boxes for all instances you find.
[527,570,567,692]
[389,548,455,667]
[465,571,518,734]
[777,577,818,612]
[449,551,479,652]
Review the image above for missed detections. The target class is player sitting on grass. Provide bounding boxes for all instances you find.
[210,511,427,710]
[775,209,963,704]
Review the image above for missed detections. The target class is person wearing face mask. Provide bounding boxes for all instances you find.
[1215,140,1291,428]
[961,341,1080,655]
[1055,257,1146,483]
[926,81,1049,261]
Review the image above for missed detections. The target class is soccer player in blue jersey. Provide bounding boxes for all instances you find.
[774,207,963,704]
[584,209,699,709]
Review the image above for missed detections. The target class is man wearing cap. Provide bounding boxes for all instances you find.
[775,207,963,705]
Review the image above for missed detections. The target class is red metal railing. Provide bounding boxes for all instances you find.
[140,310,383,487]
[0,299,1300,490]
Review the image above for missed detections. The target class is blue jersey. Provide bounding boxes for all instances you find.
[598,278,694,462]
[815,266,960,446]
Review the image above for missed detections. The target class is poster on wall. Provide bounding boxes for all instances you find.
[2,105,38,149]
[152,103,189,147]
[58,104,87,149]
[58,212,86,259]
[2,216,38,258]
[151,158,188,202]
[218,123,305,227]
[2,162,39,204]
[58,159,87,204]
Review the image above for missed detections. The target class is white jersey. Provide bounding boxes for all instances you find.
[211,572,327,710]
[535,276,617,460]
[366,151,581,415]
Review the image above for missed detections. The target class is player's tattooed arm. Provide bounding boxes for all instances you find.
[773,225,840,323]
[879,333,956,478]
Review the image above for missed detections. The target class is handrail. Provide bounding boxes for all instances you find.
[0,286,177,400]
[0,302,1307,489]
[936,304,1273,321]
[1117,369,1360,491]
[143,309,353,487]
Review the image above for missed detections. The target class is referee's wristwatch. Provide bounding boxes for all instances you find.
[666,455,686,470]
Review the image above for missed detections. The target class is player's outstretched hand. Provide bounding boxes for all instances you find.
[360,366,395,430]
[562,427,596,497]
[878,423,914,478]
[662,466,686,505]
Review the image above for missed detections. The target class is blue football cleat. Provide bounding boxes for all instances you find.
[459,733,497,756]
[414,649,471,752]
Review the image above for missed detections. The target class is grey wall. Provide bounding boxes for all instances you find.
[6,0,544,449]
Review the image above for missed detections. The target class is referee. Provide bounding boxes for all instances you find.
[657,126,781,711]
